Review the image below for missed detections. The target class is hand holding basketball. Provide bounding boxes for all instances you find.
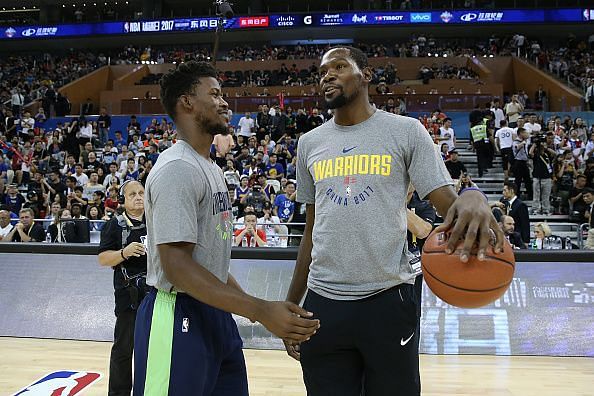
[435,189,505,262]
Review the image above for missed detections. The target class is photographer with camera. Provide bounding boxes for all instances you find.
[98,180,147,396]
[529,133,556,215]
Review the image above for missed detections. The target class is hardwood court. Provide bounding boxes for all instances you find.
[1,337,593,396]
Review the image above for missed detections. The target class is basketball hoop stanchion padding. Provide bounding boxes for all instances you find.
[421,231,515,308]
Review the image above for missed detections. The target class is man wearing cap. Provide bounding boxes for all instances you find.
[4,208,45,242]
[23,190,43,219]
[444,149,467,180]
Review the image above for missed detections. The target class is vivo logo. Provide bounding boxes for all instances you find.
[410,13,431,22]
[461,13,477,22]
[22,28,37,36]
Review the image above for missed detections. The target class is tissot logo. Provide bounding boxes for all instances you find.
[303,15,312,25]
[461,13,477,21]
[22,28,37,36]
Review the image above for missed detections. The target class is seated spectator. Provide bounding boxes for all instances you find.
[84,152,104,173]
[72,164,89,186]
[569,175,589,222]
[23,190,43,219]
[265,153,285,180]
[582,187,594,226]
[444,149,466,180]
[258,202,282,246]
[47,209,78,243]
[233,211,267,247]
[274,181,296,223]
[104,186,119,217]
[0,209,14,241]
[554,151,579,214]
[499,215,526,249]
[454,172,477,193]
[530,222,555,249]
[4,208,45,242]
[86,205,106,231]
[3,183,25,214]
[121,158,139,181]
[223,160,241,188]
[241,183,268,216]
[68,189,88,216]
[83,172,106,200]
[257,175,276,201]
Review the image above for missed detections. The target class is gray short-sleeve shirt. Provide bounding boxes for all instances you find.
[296,110,452,300]
[145,140,234,292]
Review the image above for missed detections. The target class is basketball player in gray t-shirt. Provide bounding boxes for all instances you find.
[285,46,504,396]
[133,61,319,396]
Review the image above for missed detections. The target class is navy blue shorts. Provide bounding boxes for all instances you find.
[133,289,248,396]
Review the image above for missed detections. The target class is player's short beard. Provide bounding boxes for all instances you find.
[196,113,228,136]
[324,87,357,110]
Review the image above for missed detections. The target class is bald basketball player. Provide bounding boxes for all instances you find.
[284,46,504,396]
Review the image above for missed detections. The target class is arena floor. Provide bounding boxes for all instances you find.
[1,337,593,395]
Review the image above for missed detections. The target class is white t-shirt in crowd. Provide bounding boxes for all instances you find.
[523,122,541,134]
[237,116,255,137]
[0,223,14,239]
[491,107,505,129]
[495,127,516,149]
[439,127,456,151]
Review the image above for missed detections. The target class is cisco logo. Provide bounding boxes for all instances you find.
[303,15,312,25]
[460,13,477,22]
[410,13,432,23]
[276,15,295,26]
[22,28,37,37]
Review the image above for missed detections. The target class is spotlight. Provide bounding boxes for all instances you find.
[215,1,234,18]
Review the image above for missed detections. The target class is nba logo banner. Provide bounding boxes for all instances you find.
[13,371,102,395]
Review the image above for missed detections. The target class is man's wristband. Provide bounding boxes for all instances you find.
[459,187,488,202]
[120,249,126,260]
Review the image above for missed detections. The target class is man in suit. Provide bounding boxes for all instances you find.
[499,215,526,249]
[503,182,530,243]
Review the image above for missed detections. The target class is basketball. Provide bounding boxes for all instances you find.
[421,231,515,308]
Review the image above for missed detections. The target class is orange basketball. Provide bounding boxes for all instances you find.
[421,231,515,308]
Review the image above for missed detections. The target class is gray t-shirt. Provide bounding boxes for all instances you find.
[296,110,452,300]
[145,140,234,292]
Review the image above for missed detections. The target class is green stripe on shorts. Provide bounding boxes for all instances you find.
[144,290,177,395]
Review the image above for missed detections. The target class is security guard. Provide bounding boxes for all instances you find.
[98,180,148,396]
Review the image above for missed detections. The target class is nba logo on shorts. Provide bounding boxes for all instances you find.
[13,370,101,395]
[182,317,190,333]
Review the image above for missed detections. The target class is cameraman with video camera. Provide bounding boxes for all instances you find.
[529,132,556,215]
[98,180,148,396]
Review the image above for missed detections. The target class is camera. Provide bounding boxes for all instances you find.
[531,133,544,147]
[126,275,151,310]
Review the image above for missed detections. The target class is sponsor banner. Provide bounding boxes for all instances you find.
[0,9,590,40]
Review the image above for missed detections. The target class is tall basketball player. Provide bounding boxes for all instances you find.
[284,46,504,396]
